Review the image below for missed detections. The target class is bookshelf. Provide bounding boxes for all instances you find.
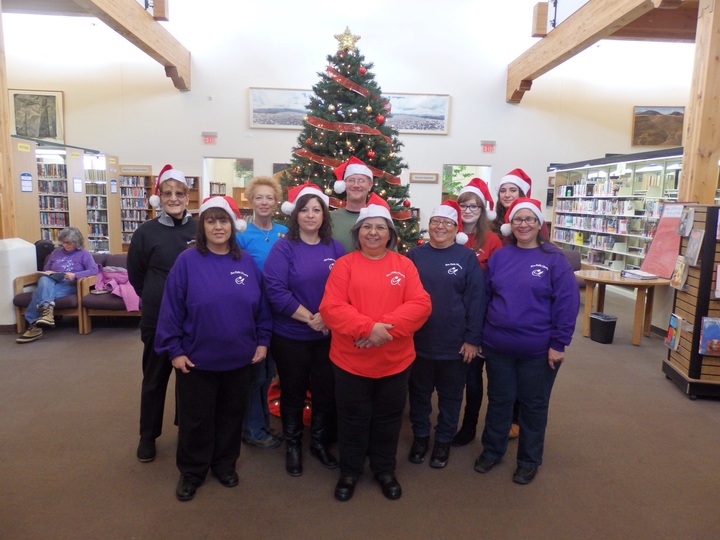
[83,154,121,253]
[186,175,200,211]
[119,164,153,252]
[550,147,683,272]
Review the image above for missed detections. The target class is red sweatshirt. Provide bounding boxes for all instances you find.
[320,250,431,378]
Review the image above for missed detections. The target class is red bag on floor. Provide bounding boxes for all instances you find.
[267,380,312,426]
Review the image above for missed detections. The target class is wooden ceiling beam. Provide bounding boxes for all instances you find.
[607,1,699,41]
[507,0,692,103]
[1,0,190,90]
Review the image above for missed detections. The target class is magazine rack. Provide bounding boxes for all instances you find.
[662,205,720,399]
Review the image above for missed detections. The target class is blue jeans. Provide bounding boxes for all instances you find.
[480,347,559,468]
[25,276,77,324]
[408,356,469,443]
[242,354,276,440]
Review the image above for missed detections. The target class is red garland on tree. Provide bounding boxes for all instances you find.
[280,27,424,252]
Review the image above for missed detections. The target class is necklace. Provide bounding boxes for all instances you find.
[256,223,272,242]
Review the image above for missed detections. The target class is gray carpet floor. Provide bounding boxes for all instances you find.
[1,294,720,539]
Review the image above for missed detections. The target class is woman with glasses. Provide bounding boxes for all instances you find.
[128,165,198,464]
[236,176,287,450]
[405,201,486,470]
[320,194,431,502]
[451,178,504,447]
[264,183,345,478]
[473,198,579,485]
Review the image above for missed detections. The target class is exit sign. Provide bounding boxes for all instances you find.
[481,140,496,153]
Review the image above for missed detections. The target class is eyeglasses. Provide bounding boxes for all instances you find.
[511,216,539,225]
[161,191,188,199]
[360,224,389,233]
[346,177,370,185]
[428,219,457,228]
[458,204,481,212]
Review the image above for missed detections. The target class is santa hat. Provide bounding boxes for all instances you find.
[500,197,544,236]
[281,182,330,215]
[458,178,496,221]
[149,164,189,209]
[356,193,396,230]
[497,168,532,197]
[430,201,468,245]
[199,196,247,233]
[332,156,373,194]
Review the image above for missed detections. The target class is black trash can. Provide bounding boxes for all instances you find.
[589,313,618,344]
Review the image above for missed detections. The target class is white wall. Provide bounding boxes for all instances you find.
[3,0,695,226]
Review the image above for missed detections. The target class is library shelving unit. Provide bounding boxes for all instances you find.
[550,147,683,271]
[83,154,121,253]
[119,164,153,252]
[663,205,720,399]
[186,175,201,212]
[209,181,226,197]
[36,146,85,243]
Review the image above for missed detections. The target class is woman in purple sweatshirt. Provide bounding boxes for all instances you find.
[155,196,272,502]
[474,198,579,485]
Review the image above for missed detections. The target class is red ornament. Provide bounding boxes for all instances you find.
[416,239,425,245]
[359,67,367,76]
[403,199,411,207]
[366,149,376,159]
[376,114,385,125]
[306,138,313,146]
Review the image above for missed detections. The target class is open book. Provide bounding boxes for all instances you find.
[620,269,659,280]
[39,271,66,282]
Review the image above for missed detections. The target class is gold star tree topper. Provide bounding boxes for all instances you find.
[334,27,360,52]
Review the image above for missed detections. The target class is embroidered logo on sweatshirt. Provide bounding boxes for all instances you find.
[446,263,463,276]
[324,258,337,271]
[231,270,249,285]
[387,271,405,286]
[531,263,549,277]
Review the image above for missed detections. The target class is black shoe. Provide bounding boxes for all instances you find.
[285,444,303,477]
[474,455,498,474]
[429,441,450,469]
[310,444,339,469]
[375,472,402,500]
[176,475,199,502]
[334,475,358,502]
[136,438,156,462]
[451,425,476,447]
[513,466,538,485]
[215,470,239,488]
[408,436,429,464]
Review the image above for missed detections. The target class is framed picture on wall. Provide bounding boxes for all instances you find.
[631,106,684,146]
[249,88,312,129]
[383,93,450,135]
[8,89,65,144]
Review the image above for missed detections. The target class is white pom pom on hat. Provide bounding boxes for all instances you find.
[430,200,468,245]
[496,168,532,197]
[199,196,247,233]
[458,178,496,221]
[281,182,330,215]
[500,197,544,236]
[333,156,373,194]
[149,164,189,209]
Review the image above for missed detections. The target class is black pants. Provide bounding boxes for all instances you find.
[333,364,410,478]
[175,364,253,482]
[139,325,173,441]
[271,334,335,431]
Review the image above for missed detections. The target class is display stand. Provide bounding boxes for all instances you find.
[662,205,720,399]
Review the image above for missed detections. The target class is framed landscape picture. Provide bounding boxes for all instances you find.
[249,88,312,129]
[384,93,450,135]
[632,106,684,146]
[9,89,65,144]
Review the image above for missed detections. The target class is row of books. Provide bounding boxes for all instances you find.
[37,163,67,178]
[555,198,637,215]
[38,180,68,194]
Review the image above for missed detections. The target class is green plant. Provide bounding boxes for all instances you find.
[442,165,474,196]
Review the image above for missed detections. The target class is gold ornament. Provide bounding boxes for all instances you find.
[365,105,373,113]
[328,104,336,112]
[334,27,361,53]
[325,188,333,196]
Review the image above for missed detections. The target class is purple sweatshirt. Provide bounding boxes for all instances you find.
[263,237,345,341]
[155,248,273,372]
[483,243,579,357]
[44,248,98,279]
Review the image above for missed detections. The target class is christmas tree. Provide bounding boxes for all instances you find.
[282,27,422,252]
